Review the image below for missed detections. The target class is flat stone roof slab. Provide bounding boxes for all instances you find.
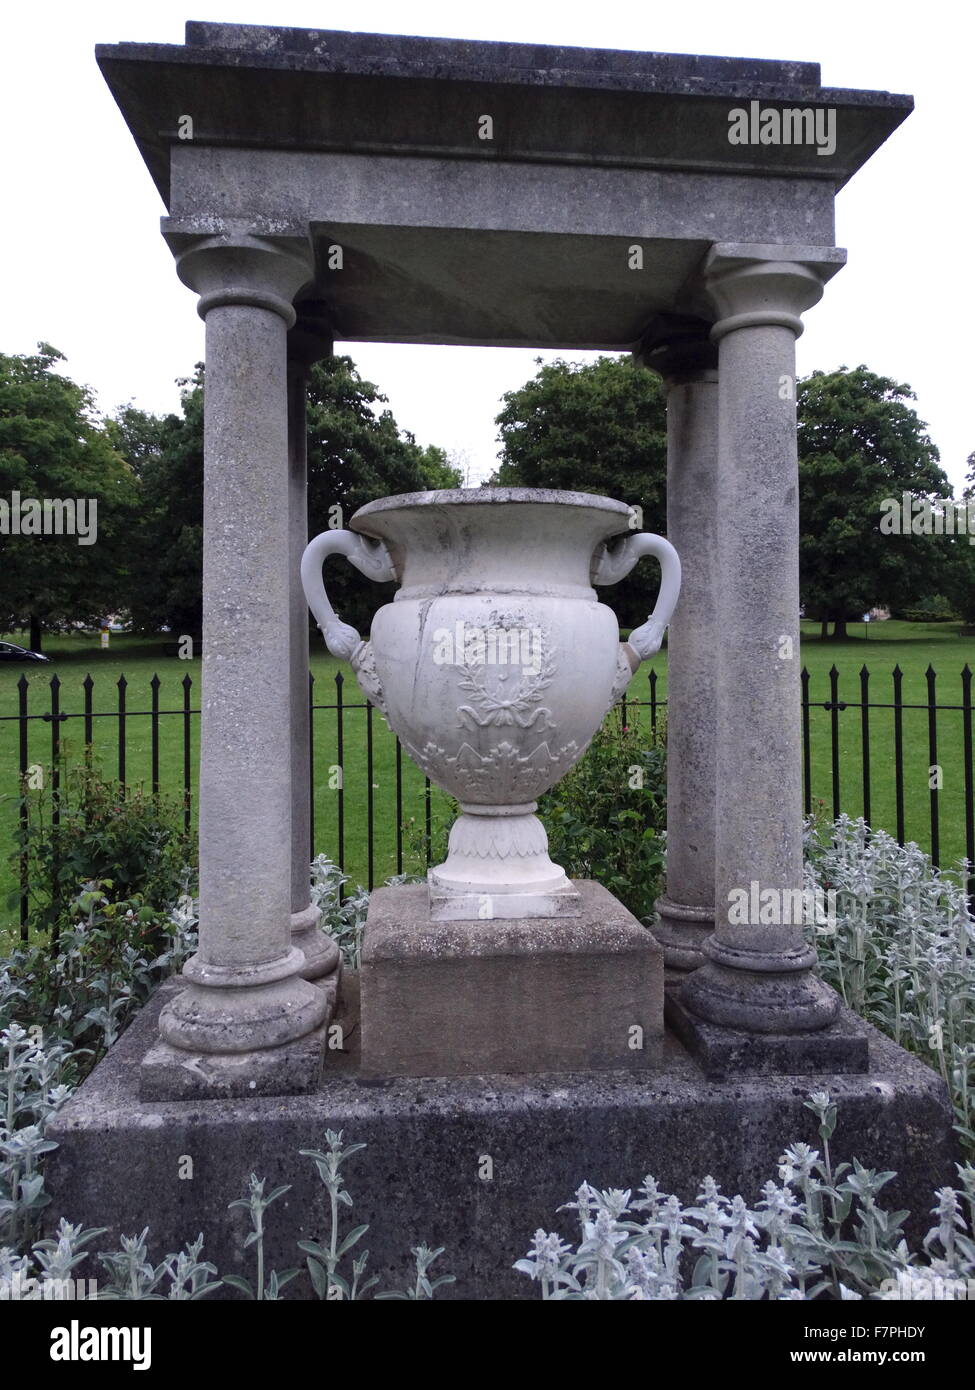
[97,22,912,205]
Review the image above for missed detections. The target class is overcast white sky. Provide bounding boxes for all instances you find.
[2,0,971,488]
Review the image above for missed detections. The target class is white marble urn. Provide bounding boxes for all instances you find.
[301,488,680,919]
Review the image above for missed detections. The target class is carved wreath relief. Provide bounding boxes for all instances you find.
[402,610,583,801]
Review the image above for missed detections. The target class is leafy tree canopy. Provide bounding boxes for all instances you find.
[490,355,667,626]
[111,355,460,639]
[0,344,137,649]
[492,354,665,511]
[798,366,950,636]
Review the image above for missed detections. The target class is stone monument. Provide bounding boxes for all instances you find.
[44,24,958,1298]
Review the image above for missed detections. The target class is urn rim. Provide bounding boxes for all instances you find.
[351,486,633,529]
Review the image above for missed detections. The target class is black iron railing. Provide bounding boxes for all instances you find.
[3,662,973,938]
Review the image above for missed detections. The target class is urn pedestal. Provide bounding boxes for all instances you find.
[359,880,664,1078]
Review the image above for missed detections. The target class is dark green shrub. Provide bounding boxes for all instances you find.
[11,758,195,941]
[536,709,667,922]
[895,595,959,622]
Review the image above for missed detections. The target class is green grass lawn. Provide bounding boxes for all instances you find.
[0,628,449,939]
[797,620,974,875]
[621,619,975,877]
[2,619,973,938]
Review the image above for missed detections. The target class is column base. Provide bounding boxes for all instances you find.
[679,948,842,1032]
[291,904,341,980]
[653,895,713,972]
[667,979,868,1078]
[141,971,339,1100]
[158,946,330,1055]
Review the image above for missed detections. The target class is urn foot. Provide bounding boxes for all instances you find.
[427,803,581,920]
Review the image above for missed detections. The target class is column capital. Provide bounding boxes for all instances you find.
[162,218,314,327]
[635,313,718,383]
[702,242,846,342]
[288,297,334,370]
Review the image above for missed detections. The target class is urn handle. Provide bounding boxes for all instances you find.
[300,529,396,660]
[592,532,682,695]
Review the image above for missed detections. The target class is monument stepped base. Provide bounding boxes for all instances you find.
[45,977,959,1300]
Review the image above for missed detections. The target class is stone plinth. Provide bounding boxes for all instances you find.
[44,978,960,1301]
[666,984,869,1079]
[360,881,663,1078]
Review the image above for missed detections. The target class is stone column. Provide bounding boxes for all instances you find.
[155,227,330,1061]
[636,317,719,973]
[287,302,341,981]
[673,243,867,1074]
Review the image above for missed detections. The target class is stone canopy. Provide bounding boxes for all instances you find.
[96,23,911,348]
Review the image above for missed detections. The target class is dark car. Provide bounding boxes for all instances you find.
[0,641,51,663]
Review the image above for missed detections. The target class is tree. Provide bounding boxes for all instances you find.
[490,356,668,627]
[305,355,462,633]
[0,344,137,650]
[798,366,950,638]
[943,542,975,626]
[110,374,204,642]
[105,403,171,478]
[115,355,460,640]
[942,450,975,626]
[305,355,461,523]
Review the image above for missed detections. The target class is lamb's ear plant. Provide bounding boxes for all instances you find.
[516,1092,975,1301]
[309,858,371,969]
[161,1233,223,1300]
[224,1175,299,1301]
[2,881,198,1082]
[0,1022,74,1249]
[375,1244,455,1300]
[343,1251,375,1301]
[1,881,198,1260]
[96,1228,169,1300]
[805,815,975,1151]
[298,1129,377,1300]
[29,1218,107,1294]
